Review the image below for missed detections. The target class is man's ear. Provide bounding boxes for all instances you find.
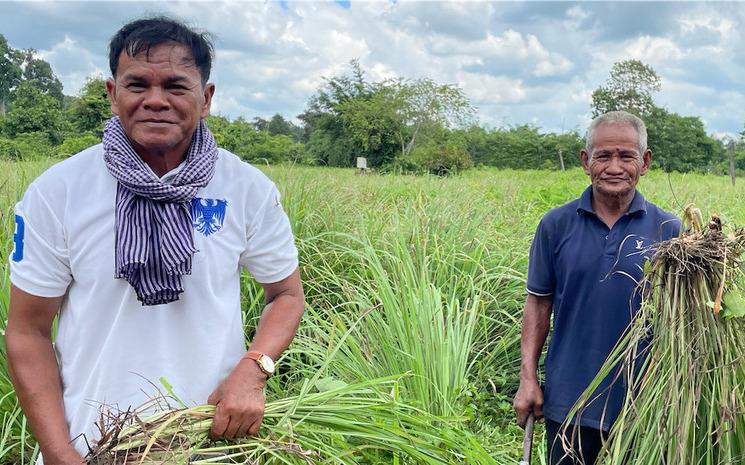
[105,79,119,116]
[640,149,652,176]
[580,149,591,176]
[201,83,216,118]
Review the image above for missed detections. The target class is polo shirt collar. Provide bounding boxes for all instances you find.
[577,185,647,216]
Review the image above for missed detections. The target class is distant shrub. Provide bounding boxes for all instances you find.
[393,140,473,175]
[57,134,100,158]
[236,132,309,165]
[0,132,55,160]
[0,137,22,160]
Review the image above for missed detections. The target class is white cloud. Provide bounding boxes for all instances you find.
[1,1,742,134]
[564,5,591,28]
[679,15,735,38]
[457,72,526,104]
[36,35,105,95]
[429,29,573,77]
[624,36,683,62]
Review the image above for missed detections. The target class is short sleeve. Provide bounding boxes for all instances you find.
[526,217,555,296]
[10,183,72,297]
[661,216,681,241]
[239,184,299,283]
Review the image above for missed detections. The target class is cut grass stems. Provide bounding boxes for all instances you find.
[86,377,467,465]
[563,209,745,465]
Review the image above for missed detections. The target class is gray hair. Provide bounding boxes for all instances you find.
[585,111,647,159]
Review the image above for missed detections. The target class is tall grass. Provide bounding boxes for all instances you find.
[3,162,745,463]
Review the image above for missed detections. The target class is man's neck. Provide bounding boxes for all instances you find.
[139,150,186,177]
[132,137,191,177]
[591,187,635,229]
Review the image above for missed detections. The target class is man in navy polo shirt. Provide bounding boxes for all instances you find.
[512,111,679,465]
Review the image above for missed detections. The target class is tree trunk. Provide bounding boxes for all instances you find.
[558,149,565,171]
[728,141,736,186]
[0,97,5,115]
[403,122,421,157]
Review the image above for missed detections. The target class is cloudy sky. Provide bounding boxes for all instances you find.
[1,1,744,136]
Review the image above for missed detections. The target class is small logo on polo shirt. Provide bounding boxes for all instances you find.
[191,198,227,237]
[635,240,644,250]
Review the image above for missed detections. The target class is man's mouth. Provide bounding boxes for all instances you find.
[140,119,174,124]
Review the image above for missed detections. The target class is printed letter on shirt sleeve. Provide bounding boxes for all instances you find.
[10,184,72,297]
[526,218,555,297]
[12,214,24,262]
[239,185,299,283]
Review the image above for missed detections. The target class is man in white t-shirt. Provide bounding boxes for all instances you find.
[6,17,304,465]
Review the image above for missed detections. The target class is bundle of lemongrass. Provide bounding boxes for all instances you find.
[86,376,463,465]
[563,207,745,464]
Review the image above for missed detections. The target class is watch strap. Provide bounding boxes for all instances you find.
[244,351,263,362]
[244,351,274,377]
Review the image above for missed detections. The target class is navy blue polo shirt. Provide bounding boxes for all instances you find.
[527,186,679,431]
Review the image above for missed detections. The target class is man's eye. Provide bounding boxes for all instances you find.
[168,85,187,91]
[126,84,145,91]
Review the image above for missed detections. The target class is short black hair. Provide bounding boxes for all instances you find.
[109,16,214,85]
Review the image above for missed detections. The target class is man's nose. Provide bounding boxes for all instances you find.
[606,154,624,172]
[142,87,170,110]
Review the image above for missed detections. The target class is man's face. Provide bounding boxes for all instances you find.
[106,43,215,158]
[580,123,652,198]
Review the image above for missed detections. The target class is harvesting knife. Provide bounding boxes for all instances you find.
[518,413,535,465]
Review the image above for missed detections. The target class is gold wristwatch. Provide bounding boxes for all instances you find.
[244,351,275,378]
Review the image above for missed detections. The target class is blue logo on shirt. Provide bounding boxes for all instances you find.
[191,198,227,237]
[12,214,24,262]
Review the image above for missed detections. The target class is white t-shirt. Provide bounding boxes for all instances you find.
[10,144,298,458]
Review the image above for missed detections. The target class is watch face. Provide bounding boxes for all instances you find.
[260,355,275,373]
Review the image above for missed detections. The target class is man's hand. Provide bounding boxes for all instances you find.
[206,269,304,440]
[207,358,267,439]
[513,377,544,428]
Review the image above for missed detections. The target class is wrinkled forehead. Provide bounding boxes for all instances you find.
[122,42,198,73]
[592,122,641,147]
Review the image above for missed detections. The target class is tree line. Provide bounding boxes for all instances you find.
[1,33,743,174]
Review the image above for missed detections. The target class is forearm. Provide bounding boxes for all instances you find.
[6,331,77,459]
[248,292,304,360]
[519,295,552,382]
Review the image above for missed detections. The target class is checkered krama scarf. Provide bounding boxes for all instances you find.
[103,116,219,305]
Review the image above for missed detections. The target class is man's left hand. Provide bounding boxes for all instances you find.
[207,358,267,439]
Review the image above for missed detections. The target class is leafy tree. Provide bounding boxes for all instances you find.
[457,125,583,170]
[21,51,64,104]
[394,134,473,175]
[336,88,401,166]
[299,60,372,166]
[389,78,474,158]
[645,107,717,172]
[0,34,23,114]
[205,115,306,164]
[266,113,292,136]
[251,116,269,132]
[2,80,61,138]
[299,60,474,169]
[542,131,584,169]
[591,60,661,117]
[69,77,111,134]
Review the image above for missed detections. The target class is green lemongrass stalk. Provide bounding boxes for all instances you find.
[562,217,745,465]
[87,376,461,465]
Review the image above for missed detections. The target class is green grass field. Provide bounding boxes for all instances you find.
[1,160,745,464]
